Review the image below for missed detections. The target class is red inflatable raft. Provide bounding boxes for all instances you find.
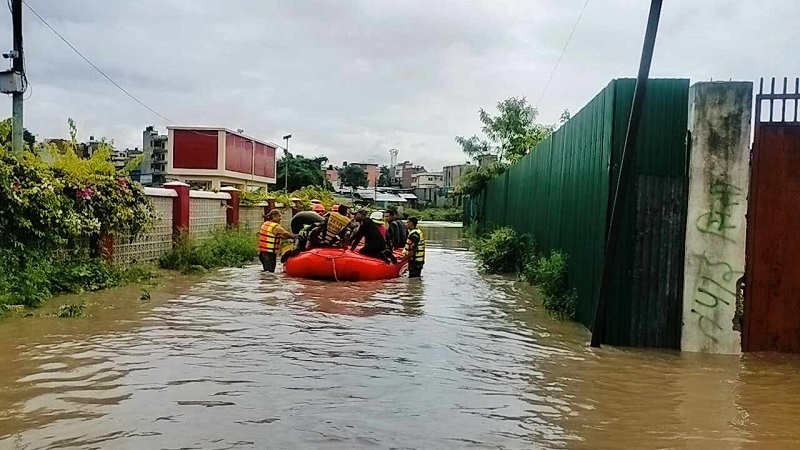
[284,248,407,281]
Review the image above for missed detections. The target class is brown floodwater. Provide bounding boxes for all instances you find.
[2,223,800,449]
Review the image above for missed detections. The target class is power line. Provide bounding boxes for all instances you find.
[21,0,175,124]
[22,1,291,152]
[535,0,590,110]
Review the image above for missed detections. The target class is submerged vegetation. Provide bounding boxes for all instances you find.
[468,226,576,320]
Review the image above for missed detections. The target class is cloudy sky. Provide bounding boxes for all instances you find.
[2,1,798,170]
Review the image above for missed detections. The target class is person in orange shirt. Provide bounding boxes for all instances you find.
[258,210,295,272]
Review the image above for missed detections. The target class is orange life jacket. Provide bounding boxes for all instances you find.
[258,221,280,253]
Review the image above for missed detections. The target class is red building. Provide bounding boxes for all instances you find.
[350,162,379,188]
[166,126,277,190]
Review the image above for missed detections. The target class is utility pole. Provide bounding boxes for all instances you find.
[11,0,24,154]
[282,134,292,191]
[590,0,663,348]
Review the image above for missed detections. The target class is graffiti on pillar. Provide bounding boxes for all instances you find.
[690,170,745,343]
[696,173,743,242]
[690,252,744,342]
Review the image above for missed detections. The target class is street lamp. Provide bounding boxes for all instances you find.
[282,134,292,192]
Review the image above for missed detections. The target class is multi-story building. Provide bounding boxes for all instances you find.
[411,171,443,189]
[401,164,426,189]
[325,165,340,191]
[132,126,277,189]
[111,148,132,171]
[443,163,475,188]
[164,126,277,190]
[139,126,169,186]
[349,162,379,188]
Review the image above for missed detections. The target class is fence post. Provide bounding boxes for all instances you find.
[220,187,240,227]
[267,197,276,213]
[96,233,115,261]
[164,181,190,239]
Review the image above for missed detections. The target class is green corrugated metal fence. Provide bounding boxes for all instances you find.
[469,78,689,348]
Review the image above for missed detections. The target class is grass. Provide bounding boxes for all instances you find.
[1,227,257,317]
[0,248,160,310]
[467,226,577,320]
[159,227,258,273]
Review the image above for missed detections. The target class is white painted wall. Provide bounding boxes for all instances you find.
[681,82,753,354]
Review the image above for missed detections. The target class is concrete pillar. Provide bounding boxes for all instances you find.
[681,81,753,354]
[164,181,191,238]
[220,186,239,227]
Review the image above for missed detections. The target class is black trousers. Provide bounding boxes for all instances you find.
[358,245,396,264]
[259,252,277,272]
[408,262,424,278]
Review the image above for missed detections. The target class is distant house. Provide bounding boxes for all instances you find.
[349,162,379,188]
[325,165,340,191]
[411,172,443,189]
[443,163,475,189]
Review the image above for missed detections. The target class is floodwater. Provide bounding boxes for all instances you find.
[2,223,800,449]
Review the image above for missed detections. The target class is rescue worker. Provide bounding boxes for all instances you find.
[402,216,425,278]
[384,208,407,250]
[350,209,395,264]
[311,202,326,215]
[258,209,296,272]
[281,220,320,263]
[370,210,387,239]
[309,205,350,248]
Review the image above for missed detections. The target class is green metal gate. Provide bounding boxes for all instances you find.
[475,78,689,348]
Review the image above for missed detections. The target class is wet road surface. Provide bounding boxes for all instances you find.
[2,224,800,449]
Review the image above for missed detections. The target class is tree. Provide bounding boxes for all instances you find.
[560,109,571,124]
[378,165,392,187]
[455,97,555,164]
[338,164,367,191]
[0,117,36,149]
[276,153,329,192]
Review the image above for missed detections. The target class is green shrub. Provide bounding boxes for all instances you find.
[524,250,577,320]
[0,248,157,308]
[159,227,258,273]
[471,227,530,274]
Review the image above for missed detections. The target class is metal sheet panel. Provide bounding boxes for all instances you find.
[478,78,689,348]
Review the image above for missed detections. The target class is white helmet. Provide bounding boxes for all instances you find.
[369,211,384,222]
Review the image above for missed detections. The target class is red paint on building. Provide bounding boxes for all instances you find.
[225,133,253,174]
[253,142,276,178]
[169,127,278,187]
[172,129,218,170]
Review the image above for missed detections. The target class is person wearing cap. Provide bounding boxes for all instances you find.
[402,216,425,278]
[309,204,350,248]
[370,210,387,240]
[350,209,395,263]
[311,202,326,215]
[258,209,296,272]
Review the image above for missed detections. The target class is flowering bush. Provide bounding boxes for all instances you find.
[0,146,155,249]
[0,119,157,307]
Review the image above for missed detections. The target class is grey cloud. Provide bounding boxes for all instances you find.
[3,0,799,171]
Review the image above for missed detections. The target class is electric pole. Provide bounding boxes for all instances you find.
[11,0,24,154]
[590,0,663,348]
[282,134,292,191]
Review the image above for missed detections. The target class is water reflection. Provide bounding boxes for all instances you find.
[1,224,800,448]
